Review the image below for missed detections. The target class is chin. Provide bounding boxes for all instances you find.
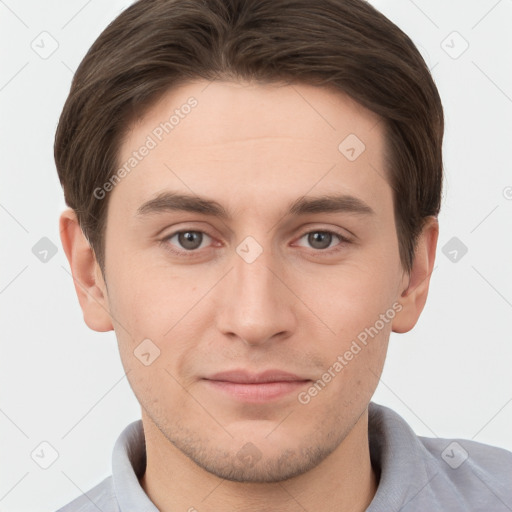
[170,429,339,483]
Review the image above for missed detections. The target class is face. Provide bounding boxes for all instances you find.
[102,80,407,482]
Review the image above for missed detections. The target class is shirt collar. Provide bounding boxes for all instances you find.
[366,402,437,511]
[112,418,159,511]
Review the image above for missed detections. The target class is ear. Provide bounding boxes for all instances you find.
[392,216,439,333]
[59,208,113,332]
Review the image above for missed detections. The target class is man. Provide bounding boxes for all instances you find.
[54,0,512,510]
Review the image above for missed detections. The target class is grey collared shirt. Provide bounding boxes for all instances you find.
[56,402,512,511]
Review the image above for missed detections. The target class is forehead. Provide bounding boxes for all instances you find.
[111,80,390,221]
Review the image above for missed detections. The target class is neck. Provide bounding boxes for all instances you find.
[139,409,378,512]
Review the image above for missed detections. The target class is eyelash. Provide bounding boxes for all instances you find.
[160,228,352,257]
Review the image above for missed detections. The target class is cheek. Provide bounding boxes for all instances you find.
[108,273,197,415]
[106,253,181,335]
[292,259,397,394]
[295,257,399,335]
[106,260,206,382]
[296,316,391,418]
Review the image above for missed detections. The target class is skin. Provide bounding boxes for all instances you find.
[60,80,438,512]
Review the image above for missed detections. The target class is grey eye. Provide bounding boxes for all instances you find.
[307,231,334,250]
[177,231,204,250]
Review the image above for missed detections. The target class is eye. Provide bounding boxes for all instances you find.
[161,227,351,257]
[295,230,350,252]
[163,230,213,253]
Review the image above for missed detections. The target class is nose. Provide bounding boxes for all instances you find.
[215,243,297,347]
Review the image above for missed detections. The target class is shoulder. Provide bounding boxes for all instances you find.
[55,475,118,512]
[368,402,512,511]
[419,434,512,505]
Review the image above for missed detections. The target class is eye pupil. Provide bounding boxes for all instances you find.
[179,231,202,250]
[308,231,332,250]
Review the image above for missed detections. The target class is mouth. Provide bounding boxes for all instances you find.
[202,369,312,403]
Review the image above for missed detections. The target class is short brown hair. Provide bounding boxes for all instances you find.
[54,0,443,274]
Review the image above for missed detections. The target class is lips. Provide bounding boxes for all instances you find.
[203,369,311,402]
[206,369,309,384]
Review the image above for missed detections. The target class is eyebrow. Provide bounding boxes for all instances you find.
[135,191,375,219]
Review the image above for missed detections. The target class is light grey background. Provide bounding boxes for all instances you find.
[1,1,511,511]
